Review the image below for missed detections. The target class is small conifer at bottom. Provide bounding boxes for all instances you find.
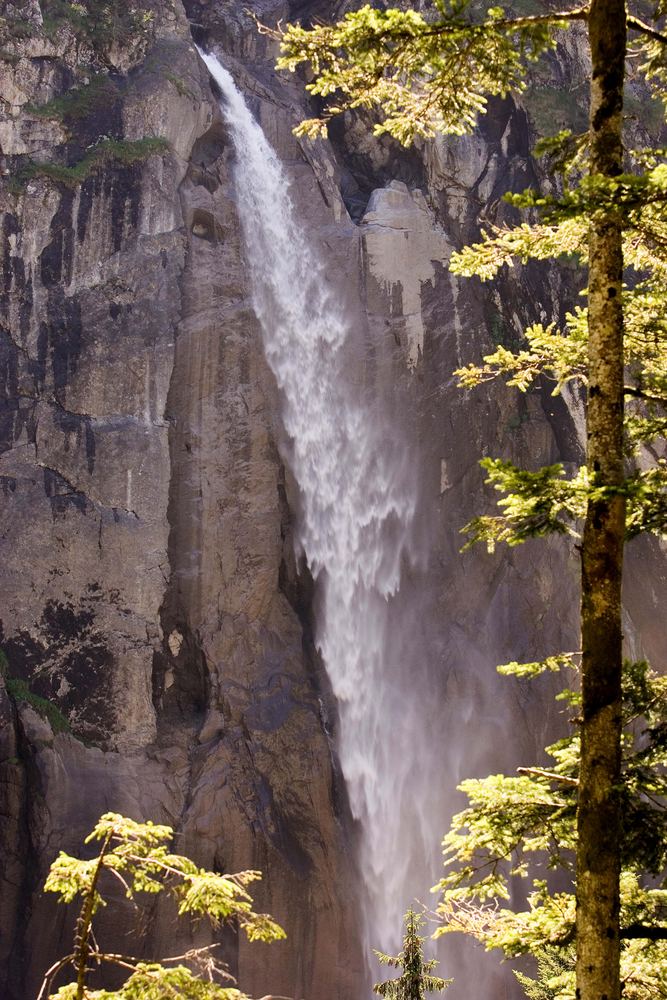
[373,909,452,1000]
[37,812,285,1000]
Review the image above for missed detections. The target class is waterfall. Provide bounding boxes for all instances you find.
[200,50,438,971]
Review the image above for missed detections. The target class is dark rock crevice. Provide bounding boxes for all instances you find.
[0,702,50,1000]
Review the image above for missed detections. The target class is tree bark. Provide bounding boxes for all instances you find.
[74,830,113,1000]
[576,4,627,1000]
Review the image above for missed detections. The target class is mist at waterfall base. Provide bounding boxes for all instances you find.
[198,49,508,997]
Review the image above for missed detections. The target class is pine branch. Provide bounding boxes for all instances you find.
[624,385,667,406]
[621,924,667,940]
[425,5,589,35]
[36,955,75,1000]
[517,767,579,786]
[627,16,667,45]
[73,828,114,1000]
[262,5,590,40]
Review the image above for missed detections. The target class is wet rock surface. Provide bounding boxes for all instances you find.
[0,3,664,1000]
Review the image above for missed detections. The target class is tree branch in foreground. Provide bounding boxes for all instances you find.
[627,16,667,45]
[517,767,579,786]
[621,924,667,940]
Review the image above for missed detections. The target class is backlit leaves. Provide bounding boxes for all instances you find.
[42,813,285,1000]
[373,909,451,997]
[433,662,667,996]
[462,460,667,550]
[277,2,564,144]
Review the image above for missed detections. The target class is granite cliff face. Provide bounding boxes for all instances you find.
[0,3,665,999]
[0,5,365,996]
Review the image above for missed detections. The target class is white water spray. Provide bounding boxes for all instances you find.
[200,50,439,967]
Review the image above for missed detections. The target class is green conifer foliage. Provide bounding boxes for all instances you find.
[37,813,285,1000]
[433,659,667,1000]
[271,5,667,1000]
[373,910,452,1000]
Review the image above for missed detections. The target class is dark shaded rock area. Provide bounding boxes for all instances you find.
[0,3,664,1000]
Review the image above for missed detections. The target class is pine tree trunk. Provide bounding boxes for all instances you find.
[576,4,626,1000]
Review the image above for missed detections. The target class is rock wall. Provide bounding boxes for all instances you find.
[0,3,664,1000]
[0,4,364,997]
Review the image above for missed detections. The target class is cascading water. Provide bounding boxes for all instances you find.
[200,50,444,973]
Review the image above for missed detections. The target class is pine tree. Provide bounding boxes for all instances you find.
[576,7,626,997]
[373,910,451,1000]
[270,6,667,1000]
[37,813,285,1000]
[514,949,575,1000]
[434,657,667,1000]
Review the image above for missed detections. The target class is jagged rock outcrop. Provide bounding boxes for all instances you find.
[0,4,665,1000]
